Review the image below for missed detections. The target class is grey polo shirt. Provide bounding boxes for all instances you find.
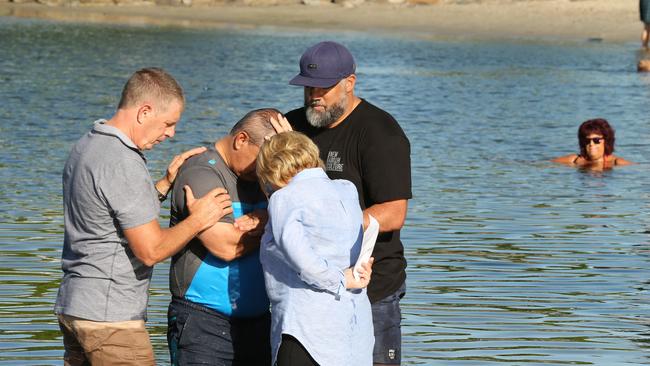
[54,120,160,321]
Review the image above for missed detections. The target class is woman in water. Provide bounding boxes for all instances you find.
[552,118,633,169]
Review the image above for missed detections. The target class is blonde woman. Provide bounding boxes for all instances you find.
[257,131,374,366]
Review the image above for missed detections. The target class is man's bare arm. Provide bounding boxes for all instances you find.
[124,186,232,266]
[198,222,263,262]
[363,199,408,232]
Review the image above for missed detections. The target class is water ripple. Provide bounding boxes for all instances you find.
[2,17,650,365]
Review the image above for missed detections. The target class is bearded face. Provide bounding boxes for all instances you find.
[304,81,348,128]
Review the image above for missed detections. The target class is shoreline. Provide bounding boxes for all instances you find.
[0,1,643,43]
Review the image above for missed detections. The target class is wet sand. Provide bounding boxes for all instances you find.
[0,0,642,43]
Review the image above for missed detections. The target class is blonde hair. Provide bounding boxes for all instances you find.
[256,131,324,189]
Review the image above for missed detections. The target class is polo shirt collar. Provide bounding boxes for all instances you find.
[92,119,146,161]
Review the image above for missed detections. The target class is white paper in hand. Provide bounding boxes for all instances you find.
[354,215,379,280]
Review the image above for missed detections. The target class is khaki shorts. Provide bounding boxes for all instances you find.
[57,314,155,366]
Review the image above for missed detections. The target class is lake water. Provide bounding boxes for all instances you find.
[1,16,650,365]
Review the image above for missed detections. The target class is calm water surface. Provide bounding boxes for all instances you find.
[1,16,650,365]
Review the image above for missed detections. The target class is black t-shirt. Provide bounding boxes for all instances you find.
[286,99,412,303]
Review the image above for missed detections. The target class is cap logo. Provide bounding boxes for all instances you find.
[308,63,318,70]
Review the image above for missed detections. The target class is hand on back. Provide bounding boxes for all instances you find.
[164,146,207,185]
[184,186,233,232]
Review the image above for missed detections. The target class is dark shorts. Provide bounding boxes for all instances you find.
[167,297,271,366]
[643,0,650,23]
[372,282,406,364]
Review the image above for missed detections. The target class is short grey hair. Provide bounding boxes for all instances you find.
[118,67,185,112]
[229,108,282,145]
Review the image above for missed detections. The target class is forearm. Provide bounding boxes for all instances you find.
[127,216,204,267]
[363,199,408,232]
[270,201,345,295]
[126,185,233,266]
[277,229,345,293]
[198,224,260,262]
[297,261,346,295]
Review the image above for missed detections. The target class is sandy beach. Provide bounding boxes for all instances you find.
[0,0,642,43]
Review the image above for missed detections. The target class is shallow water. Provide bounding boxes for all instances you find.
[1,16,650,365]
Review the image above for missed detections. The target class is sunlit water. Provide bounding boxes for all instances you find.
[1,16,650,365]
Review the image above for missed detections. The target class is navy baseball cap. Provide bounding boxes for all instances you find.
[289,41,356,88]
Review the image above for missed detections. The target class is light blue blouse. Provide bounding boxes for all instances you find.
[260,167,374,366]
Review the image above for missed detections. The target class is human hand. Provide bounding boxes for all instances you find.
[266,113,293,140]
[184,185,232,232]
[345,257,374,289]
[233,209,268,236]
[163,146,207,186]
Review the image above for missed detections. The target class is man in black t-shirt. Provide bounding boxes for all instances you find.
[285,41,412,365]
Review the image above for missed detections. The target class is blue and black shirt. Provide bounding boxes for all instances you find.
[169,149,268,317]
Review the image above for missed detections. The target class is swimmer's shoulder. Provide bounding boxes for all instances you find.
[551,154,579,165]
[612,155,634,166]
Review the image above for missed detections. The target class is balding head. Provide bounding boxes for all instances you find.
[216,108,283,181]
[229,108,282,146]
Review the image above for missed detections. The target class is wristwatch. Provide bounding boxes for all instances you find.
[157,188,168,202]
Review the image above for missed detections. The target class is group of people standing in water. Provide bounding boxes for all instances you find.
[54,41,410,366]
[52,36,635,366]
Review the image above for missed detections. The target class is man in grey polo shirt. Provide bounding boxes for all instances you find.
[54,67,233,366]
